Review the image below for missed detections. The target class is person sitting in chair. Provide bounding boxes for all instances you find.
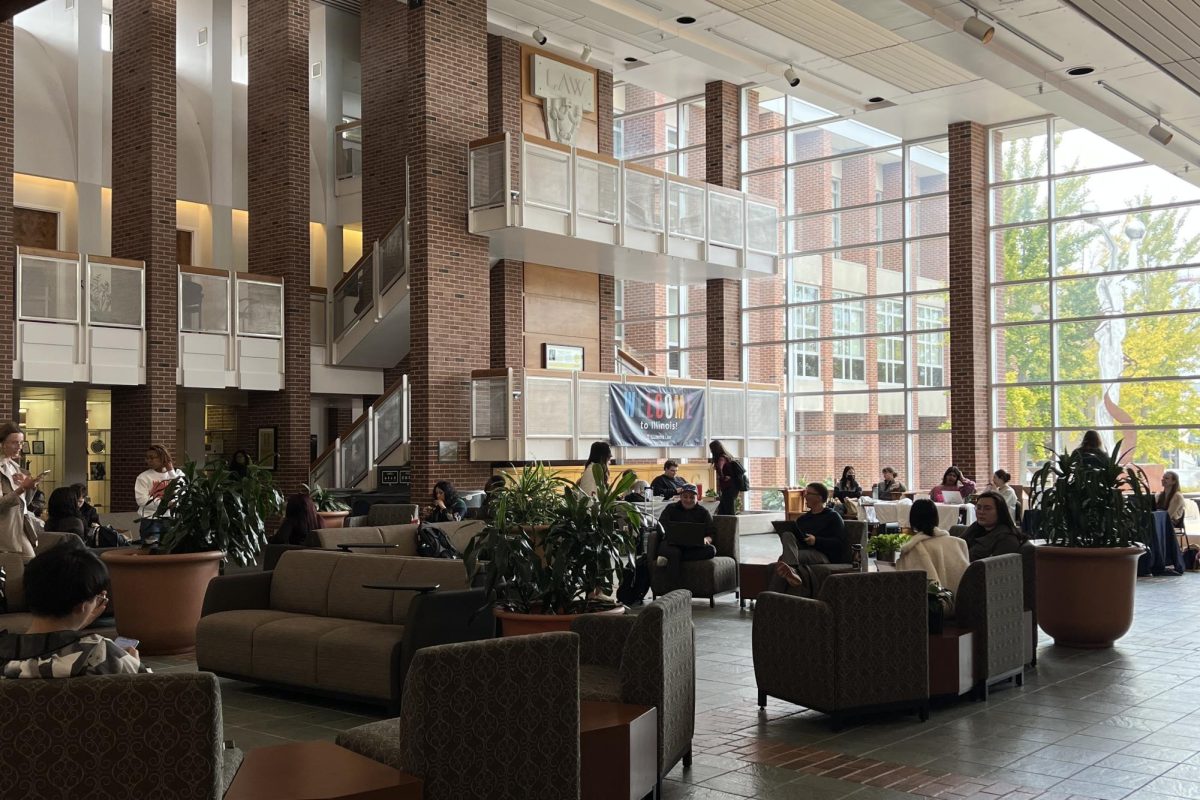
[655,484,716,585]
[650,459,687,501]
[769,482,848,597]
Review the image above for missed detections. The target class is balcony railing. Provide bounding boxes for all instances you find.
[336,119,362,182]
[330,213,408,347]
[470,367,782,463]
[468,133,779,280]
[15,247,146,384]
[308,374,410,489]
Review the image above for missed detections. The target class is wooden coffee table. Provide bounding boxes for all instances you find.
[580,700,657,800]
[224,740,422,800]
[738,557,776,608]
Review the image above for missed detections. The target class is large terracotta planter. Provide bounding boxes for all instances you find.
[318,510,350,528]
[101,549,224,656]
[1035,545,1142,649]
[495,605,625,637]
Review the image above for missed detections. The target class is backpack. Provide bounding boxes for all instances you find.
[416,524,460,559]
[87,525,130,549]
[616,555,651,606]
[1184,544,1200,572]
[727,459,750,492]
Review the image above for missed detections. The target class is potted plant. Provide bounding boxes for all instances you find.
[102,458,283,655]
[1029,441,1150,648]
[868,532,909,570]
[464,463,642,635]
[304,482,351,528]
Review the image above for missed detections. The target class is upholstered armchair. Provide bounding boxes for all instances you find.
[951,526,1038,666]
[753,571,929,728]
[0,672,242,800]
[337,632,581,800]
[951,553,1026,699]
[647,516,739,606]
[572,590,695,793]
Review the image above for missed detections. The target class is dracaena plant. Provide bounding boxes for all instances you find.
[464,463,642,614]
[155,458,283,566]
[1028,441,1152,548]
[302,482,350,513]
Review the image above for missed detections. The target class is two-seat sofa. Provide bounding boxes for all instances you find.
[196,549,493,711]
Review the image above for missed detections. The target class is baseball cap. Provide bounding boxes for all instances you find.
[679,483,698,494]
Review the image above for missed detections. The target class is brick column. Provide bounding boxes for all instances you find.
[705,80,742,380]
[596,68,616,372]
[109,0,176,510]
[246,0,310,495]
[948,121,990,478]
[0,22,12,421]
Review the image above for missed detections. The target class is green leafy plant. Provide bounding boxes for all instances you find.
[155,458,283,566]
[868,532,910,560]
[1028,441,1152,548]
[302,482,350,513]
[464,464,642,614]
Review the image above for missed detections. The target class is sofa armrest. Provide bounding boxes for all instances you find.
[399,588,494,683]
[752,591,833,701]
[712,517,740,561]
[262,543,306,571]
[201,571,273,616]
[571,613,637,669]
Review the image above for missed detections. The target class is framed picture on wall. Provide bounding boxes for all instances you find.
[30,440,44,455]
[543,343,584,372]
[257,426,277,471]
[89,462,106,481]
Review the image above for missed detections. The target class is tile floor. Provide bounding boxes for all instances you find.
[146,534,1200,800]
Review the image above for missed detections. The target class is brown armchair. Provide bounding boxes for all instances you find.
[647,516,739,607]
[753,571,929,728]
[573,590,695,795]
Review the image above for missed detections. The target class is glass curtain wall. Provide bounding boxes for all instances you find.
[740,86,952,498]
[989,117,1200,489]
[613,84,707,376]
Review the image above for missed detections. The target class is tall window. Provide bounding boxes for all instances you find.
[989,117,1200,485]
[740,85,951,492]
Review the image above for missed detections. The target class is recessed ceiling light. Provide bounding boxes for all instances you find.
[1066,66,1094,76]
[868,96,885,103]
[676,15,696,24]
[624,56,638,62]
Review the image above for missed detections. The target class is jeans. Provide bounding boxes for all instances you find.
[657,542,717,587]
[718,487,739,516]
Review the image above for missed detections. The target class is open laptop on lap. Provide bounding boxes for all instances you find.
[662,521,710,547]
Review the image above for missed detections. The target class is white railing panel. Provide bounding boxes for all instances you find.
[311,454,335,489]
[332,257,370,341]
[470,141,507,210]
[624,169,663,232]
[180,271,230,334]
[525,376,573,437]
[378,221,406,294]
[524,144,571,212]
[708,191,744,249]
[708,387,745,438]
[747,390,782,438]
[310,294,327,347]
[747,201,779,254]
[340,423,369,487]
[237,280,283,338]
[577,379,612,438]
[472,376,509,439]
[89,262,143,328]
[20,254,80,323]
[576,157,619,223]
[374,388,405,457]
[668,181,705,240]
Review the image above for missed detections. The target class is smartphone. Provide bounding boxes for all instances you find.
[114,637,139,651]
[38,470,51,477]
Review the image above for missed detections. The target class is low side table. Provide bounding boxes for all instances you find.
[738,557,776,608]
[224,740,422,800]
[928,626,974,697]
[580,700,657,800]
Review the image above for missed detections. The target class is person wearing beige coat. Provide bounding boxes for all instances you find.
[895,499,969,594]
[0,421,43,558]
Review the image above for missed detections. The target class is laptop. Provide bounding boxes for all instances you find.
[940,490,963,505]
[771,520,801,565]
[662,521,710,547]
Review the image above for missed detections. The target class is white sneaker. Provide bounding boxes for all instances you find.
[656,556,668,568]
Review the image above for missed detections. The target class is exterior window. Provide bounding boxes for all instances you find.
[832,290,865,382]
[916,305,944,387]
[613,280,625,346]
[877,298,904,385]
[101,11,113,52]
[831,176,842,250]
[790,284,819,379]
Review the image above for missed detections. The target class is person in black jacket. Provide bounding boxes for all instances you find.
[45,487,85,537]
[650,460,687,500]
[769,482,848,597]
[833,466,861,501]
[70,483,100,529]
[655,484,716,586]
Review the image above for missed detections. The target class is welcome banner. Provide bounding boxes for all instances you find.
[608,384,706,447]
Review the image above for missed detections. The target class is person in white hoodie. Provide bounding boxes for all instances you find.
[134,444,181,542]
[896,498,970,595]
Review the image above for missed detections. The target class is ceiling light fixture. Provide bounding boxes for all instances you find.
[963,14,994,44]
[676,15,695,24]
[784,67,800,88]
[957,0,1063,61]
[1066,66,1094,76]
[532,28,547,46]
[1097,80,1200,150]
[623,56,639,63]
[706,28,861,98]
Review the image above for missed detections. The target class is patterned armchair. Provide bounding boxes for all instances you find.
[951,553,1026,699]
[951,526,1038,666]
[753,571,929,728]
[0,672,242,799]
[572,590,694,793]
[647,516,739,607]
[337,632,580,800]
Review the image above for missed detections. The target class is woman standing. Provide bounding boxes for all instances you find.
[0,421,41,557]
[134,444,181,541]
[709,440,745,516]
[577,441,612,496]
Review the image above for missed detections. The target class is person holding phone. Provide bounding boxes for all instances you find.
[135,444,181,542]
[0,420,43,557]
[0,539,148,678]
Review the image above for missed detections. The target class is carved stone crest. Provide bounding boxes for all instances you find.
[530,54,595,147]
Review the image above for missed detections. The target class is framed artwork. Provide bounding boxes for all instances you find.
[30,440,44,455]
[257,426,278,471]
[89,462,106,481]
[543,343,584,372]
[438,440,459,463]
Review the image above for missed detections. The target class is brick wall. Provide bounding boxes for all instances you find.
[705,80,741,381]
[109,0,177,510]
[246,0,311,497]
[948,121,990,480]
[0,22,12,421]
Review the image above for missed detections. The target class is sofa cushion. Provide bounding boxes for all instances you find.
[386,560,473,622]
[251,616,355,689]
[196,609,300,676]
[316,623,406,700]
[316,527,387,550]
[271,551,341,615]
[579,663,621,702]
[338,718,404,770]
[326,557,410,623]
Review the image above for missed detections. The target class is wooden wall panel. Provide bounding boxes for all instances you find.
[523,263,600,371]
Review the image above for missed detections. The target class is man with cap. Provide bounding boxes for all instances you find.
[655,483,717,586]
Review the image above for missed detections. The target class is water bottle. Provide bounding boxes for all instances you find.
[851,544,864,573]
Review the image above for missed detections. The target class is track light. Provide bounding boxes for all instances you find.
[532,28,547,46]
[1149,122,1173,146]
[784,66,800,88]
[581,45,592,62]
[963,14,994,43]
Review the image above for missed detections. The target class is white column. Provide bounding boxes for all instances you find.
[210,0,235,268]
[76,0,106,255]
